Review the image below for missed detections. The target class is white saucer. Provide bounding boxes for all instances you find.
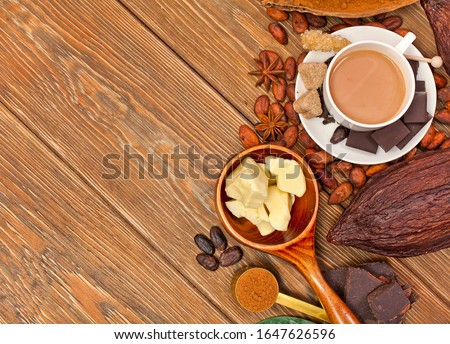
[295,27,436,165]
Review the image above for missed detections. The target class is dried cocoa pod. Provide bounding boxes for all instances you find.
[219,246,243,267]
[308,150,334,165]
[394,28,410,37]
[328,182,353,205]
[298,129,317,148]
[196,254,219,271]
[440,139,450,149]
[349,167,367,188]
[328,160,353,174]
[374,13,387,21]
[266,8,289,21]
[327,149,450,257]
[364,22,387,29]
[292,12,308,33]
[286,84,296,102]
[283,126,299,148]
[297,52,307,65]
[316,169,338,190]
[420,125,436,148]
[268,22,288,45]
[194,234,215,255]
[365,163,389,177]
[427,131,446,150]
[330,23,351,32]
[381,16,403,30]
[284,56,297,81]
[284,102,300,125]
[305,13,327,28]
[271,102,285,117]
[433,72,447,89]
[210,226,227,251]
[254,95,270,116]
[239,125,260,148]
[403,147,417,161]
[272,77,287,102]
[435,109,450,124]
[330,126,349,144]
[438,87,450,102]
[341,18,362,26]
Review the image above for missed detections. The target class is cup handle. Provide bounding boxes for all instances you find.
[394,32,416,54]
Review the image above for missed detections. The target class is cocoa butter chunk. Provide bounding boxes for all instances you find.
[345,130,378,154]
[345,268,385,323]
[371,120,410,152]
[358,262,396,280]
[368,282,411,323]
[416,80,426,92]
[403,92,428,123]
[409,60,419,79]
[322,267,348,300]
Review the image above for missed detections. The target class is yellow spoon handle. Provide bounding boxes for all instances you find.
[276,292,330,323]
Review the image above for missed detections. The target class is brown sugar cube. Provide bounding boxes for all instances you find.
[298,62,328,90]
[293,89,322,119]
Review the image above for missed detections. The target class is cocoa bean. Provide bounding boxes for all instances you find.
[239,125,260,148]
[271,102,285,117]
[394,28,410,37]
[262,50,284,70]
[330,23,351,32]
[219,246,243,267]
[440,139,450,149]
[433,72,447,89]
[328,160,353,174]
[284,102,300,125]
[317,179,323,192]
[308,150,334,165]
[286,84,296,102]
[272,77,286,102]
[268,22,288,45]
[284,56,297,81]
[420,125,436,148]
[341,18,362,26]
[283,126,299,148]
[196,254,219,271]
[254,95,270,116]
[298,129,317,148]
[305,13,327,28]
[316,169,338,190]
[297,52,307,65]
[328,182,353,205]
[330,126,349,144]
[403,147,417,161]
[360,165,369,171]
[438,87,450,102]
[427,131,446,150]
[270,140,287,146]
[194,234,215,255]
[349,167,367,188]
[364,22,387,29]
[281,114,289,132]
[266,8,289,21]
[382,16,403,30]
[435,109,450,124]
[374,13,387,21]
[365,163,389,177]
[210,226,227,251]
[310,163,325,171]
[292,12,308,33]
[446,101,450,110]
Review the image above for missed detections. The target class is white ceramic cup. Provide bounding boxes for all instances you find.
[323,32,417,132]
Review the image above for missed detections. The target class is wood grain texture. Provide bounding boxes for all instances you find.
[0,104,229,323]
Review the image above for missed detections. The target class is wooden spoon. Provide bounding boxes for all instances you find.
[215,144,360,324]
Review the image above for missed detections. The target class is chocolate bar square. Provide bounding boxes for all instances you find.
[403,92,427,123]
[368,282,411,323]
[415,80,426,92]
[371,120,410,152]
[358,262,397,281]
[409,60,419,79]
[346,130,378,154]
[396,115,432,150]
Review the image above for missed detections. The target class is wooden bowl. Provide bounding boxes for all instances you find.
[215,144,360,324]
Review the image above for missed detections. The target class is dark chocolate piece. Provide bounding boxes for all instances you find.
[346,130,378,154]
[403,92,428,123]
[322,268,348,300]
[368,282,411,323]
[409,60,419,79]
[415,80,426,92]
[402,284,420,304]
[358,262,397,280]
[345,268,384,323]
[371,120,411,152]
[396,114,432,150]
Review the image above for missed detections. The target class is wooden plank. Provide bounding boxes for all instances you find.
[0,104,229,323]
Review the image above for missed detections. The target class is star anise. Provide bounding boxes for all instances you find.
[255,107,289,142]
[249,51,285,91]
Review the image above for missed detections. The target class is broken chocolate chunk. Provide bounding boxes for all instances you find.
[358,261,396,281]
[415,80,426,92]
[323,267,348,300]
[409,60,419,79]
[346,130,378,154]
[368,282,411,323]
[371,120,410,152]
[345,268,384,322]
[396,114,432,150]
[403,92,428,123]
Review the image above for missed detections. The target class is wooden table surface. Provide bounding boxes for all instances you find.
[0,0,449,324]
